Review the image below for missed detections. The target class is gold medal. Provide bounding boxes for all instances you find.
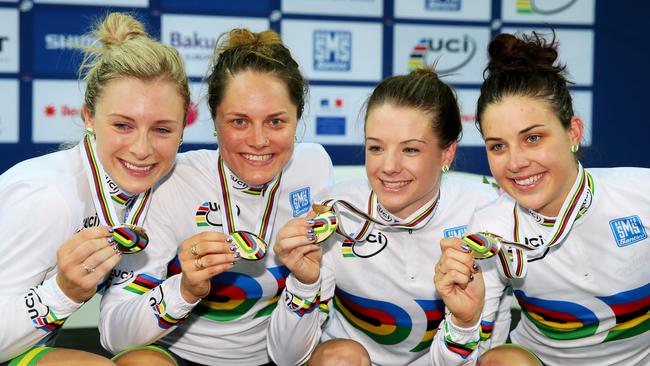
[312,211,338,243]
[112,224,149,254]
[229,231,268,261]
[461,231,538,260]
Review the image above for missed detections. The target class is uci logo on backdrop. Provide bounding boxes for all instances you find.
[313,30,352,72]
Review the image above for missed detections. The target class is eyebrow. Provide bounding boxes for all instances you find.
[365,137,427,144]
[483,124,545,142]
[223,111,290,118]
[108,113,179,124]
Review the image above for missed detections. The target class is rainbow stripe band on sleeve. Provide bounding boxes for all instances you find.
[285,290,321,317]
[480,320,494,342]
[124,274,163,295]
[443,320,479,359]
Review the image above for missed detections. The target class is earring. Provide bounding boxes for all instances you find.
[294,135,298,143]
[441,165,449,173]
[571,144,579,153]
[213,131,218,138]
[85,127,94,137]
[179,138,183,146]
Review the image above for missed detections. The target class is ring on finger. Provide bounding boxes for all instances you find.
[191,243,199,257]
[82,263,95,274]
[194,257,204,269]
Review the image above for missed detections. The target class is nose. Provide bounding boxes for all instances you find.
[129,130,153,160]
[248,124,269,149]
[506,145,530,172]
[381,149,401,175]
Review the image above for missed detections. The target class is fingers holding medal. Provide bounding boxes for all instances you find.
[273,212,324,285]
[56,226,122,303]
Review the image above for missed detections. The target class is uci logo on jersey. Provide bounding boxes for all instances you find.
[609,215,647,247]
[290,187,311,217]
[443,225,467,238]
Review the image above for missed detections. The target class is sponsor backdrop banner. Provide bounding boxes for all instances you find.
[0,0,647,174]
[0,79,19,142]
[0,8,18,73]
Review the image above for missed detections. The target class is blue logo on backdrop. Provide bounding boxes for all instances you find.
[316,117,346,136]
[426,0,461,11]
[33,9,149,76]
[609,215,647,247]
[313,30,351,72]
[443,225,467,238]
[290,187,311,217]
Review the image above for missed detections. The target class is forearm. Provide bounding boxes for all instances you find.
[99,274,197,353]
[0,276,82,362]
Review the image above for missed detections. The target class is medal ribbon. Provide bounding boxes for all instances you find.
[499,163,591,278]
[216,156,282,243]
[317,190,439,242]
[80,135,152,227]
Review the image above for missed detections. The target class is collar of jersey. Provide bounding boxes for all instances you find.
[221,161,275,198]
[373,191,440,230]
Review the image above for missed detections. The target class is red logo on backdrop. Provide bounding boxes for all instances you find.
[185,102,198,126]
[44,104,80,117]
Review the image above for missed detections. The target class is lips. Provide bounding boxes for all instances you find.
[120,159,154,175]
[511,172,544,189]
[241,153,273,162]
[381,179,411,190]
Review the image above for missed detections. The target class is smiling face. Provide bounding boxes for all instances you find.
[482,95,583,217]
[215,70,298,186]
[83,77,185,195]
[364,103,456,219]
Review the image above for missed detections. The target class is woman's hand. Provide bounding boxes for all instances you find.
[178,231,240,304]
[273,212,321,284]
[434,237,485,328]
[56,226,120,303]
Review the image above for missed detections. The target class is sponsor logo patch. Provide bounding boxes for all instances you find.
[609,215,647,247]
[290,187,311,217]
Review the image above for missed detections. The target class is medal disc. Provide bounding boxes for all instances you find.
[229,231,267,261]
[312,211,338,243]
[112,224,149,254]
[461,232,501,260]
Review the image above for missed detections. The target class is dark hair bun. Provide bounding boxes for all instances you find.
[487,32,565,75]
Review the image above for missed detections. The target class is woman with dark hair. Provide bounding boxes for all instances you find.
[268,67,498,366]
[436,31,650,365]
[99,28,334,366]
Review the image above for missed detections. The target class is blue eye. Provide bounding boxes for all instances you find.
[527,135,541,143]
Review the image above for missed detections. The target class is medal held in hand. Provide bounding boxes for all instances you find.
[217,157,282,261]
[312,211,338,244]
[82,136,152,255]
[112,224,149,254]
[228,231,267,260]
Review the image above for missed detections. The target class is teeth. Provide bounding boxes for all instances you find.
[124,161,152,172]
[514,174,541,186]
[242,154,272,162]
[383,181,409,188]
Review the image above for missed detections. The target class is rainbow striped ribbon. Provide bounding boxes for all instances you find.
[80,135,152,228]
[317,189,439,243]
[215,157,282,243]
[499,163,593,278]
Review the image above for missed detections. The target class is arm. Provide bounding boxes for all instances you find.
[99,197,239,353]
[0,184,116,361]
[429,237,485,365]
[267,214,335,366]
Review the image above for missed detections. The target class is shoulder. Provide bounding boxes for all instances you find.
[0,147,83,200]
[441,173,499,204]
[470,193,516,232]
[320,179,371,204]
[289,143,333,170]
[588,167,650,188]
[284,143,334,188]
